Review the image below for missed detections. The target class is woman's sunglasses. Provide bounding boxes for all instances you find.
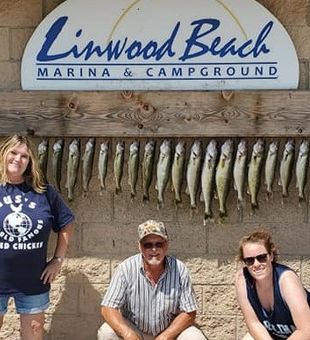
[243,253,269,266]
[141,241,166,250]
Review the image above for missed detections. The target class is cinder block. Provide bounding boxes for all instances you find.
[48,283,79,314]
[298,59,309,90]
[301,257,310,289]
[197,315,236,340]
[203,285,238,315]
[11,28,34,61]
[257,0,309,26]
[184,257,236,285]
[0,61,20,90]
[0,0,42,27]
[0,28,9,61]
[79,283,105,315]
[44,0,65,16]
[287,26,310,60]
[64,257,110,284]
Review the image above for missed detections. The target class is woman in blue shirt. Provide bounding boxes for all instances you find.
[0,135,74,340]
[235,229,310,340]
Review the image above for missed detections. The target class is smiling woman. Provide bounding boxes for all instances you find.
[235,229,310,340]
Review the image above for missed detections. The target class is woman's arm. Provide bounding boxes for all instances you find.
[40,223,74,284]
[280,270,310,339]
[235,269,273,340]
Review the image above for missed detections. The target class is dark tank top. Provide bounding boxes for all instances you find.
[244,263,310,339]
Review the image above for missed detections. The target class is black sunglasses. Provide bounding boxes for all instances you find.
[141,241,166,250]
[243,253,269,266]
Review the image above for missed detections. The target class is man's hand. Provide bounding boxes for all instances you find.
[154,332,174,340]
[123,329,143,340]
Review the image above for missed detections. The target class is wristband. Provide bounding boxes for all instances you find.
[52,256,65,263]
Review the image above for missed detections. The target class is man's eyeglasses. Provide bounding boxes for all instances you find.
[243,253,269,266]
[141,241,166,250]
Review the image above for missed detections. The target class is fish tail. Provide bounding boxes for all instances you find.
[204,212,213,225]
[266,190,273,201]
[68,188,74,201]
[142,193,149,204]
[219,209,227,218]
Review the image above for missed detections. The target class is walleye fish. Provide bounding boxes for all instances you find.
[296,140,309,202]
[201,139,218,223]
[82,138,95,194]
[142,140,156,203]
[233,139,247,206]
[186,140,202,210]
[247,139,264,210]
[215,139,234,217]
[52,139,64,192]
[114,141,125,195]
[171,141,186,205]
[38,139,49,183]
[279,140,295,198]
[265,141,279,199]
[128,141,140,199]
[98,141,109,193]
[156,139,171,207]
[66,139,80,201]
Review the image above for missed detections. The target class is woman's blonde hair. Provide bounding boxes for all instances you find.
[0,135,45,193]
[237,228,278,263]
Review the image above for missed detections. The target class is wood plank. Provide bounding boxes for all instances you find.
[0,90,309,137]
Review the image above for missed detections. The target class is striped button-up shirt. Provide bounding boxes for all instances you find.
[101,254,198,336]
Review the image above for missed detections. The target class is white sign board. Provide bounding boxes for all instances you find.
[21,0,299,90]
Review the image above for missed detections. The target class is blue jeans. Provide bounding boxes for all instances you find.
[0,291,49,314]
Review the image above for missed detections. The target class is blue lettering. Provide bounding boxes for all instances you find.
[172,68,182,76]
[180,18,219,61]
[146,68,153,76]
[38,68,48,77]
[269,66,277,75]
[180,19,272,61]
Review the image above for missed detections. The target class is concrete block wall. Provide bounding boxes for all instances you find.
[0,1,310,339]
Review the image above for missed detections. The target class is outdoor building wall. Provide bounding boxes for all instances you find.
[0,1,310,339]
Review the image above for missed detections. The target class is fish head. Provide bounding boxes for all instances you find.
[129,141,139,154]
[221,139,233,159]
[145,140,155,155]
[206,139,218,160]
[253,139,264,156]
[237,139,247,157]
[160,140,171,156]
[268,141,279,155]
[175,141,185,157]
[191,140,202,158]
[299,140,310,155]
[100,142,109,153]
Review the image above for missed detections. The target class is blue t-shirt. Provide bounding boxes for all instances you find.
[244,263,310,339]
[0,183,74,295]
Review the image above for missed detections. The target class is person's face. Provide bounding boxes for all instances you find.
[6,143,30,182]
[139,234,168,266]
[242,242,273,281]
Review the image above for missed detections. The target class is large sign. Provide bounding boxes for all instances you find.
[21,0,299,90]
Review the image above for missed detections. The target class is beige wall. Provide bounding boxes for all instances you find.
[0,1,310,339]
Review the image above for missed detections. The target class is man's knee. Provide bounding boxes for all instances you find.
[177,325,207,340]
[98,322,120,340]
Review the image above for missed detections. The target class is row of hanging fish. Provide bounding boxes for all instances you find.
[37,138,310,224]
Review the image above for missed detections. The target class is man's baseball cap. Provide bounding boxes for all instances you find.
[138,220,168,241]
